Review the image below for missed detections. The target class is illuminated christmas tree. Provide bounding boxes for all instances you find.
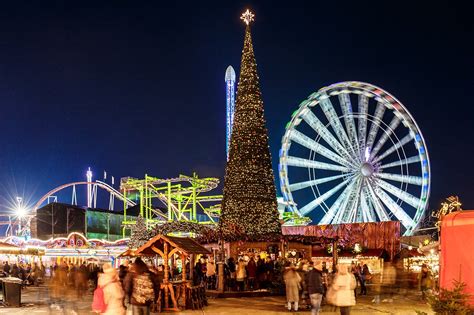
[219,10,281,240]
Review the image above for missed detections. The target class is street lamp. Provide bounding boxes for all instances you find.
[15,196,26,218]
[15,196,28,236]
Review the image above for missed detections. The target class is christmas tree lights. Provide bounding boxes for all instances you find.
[219,11,281,241]
[128,216,153,249]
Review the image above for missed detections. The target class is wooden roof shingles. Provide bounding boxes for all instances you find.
[135,234,211,257]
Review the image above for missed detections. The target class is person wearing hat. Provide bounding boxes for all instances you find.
[97,263,126,315]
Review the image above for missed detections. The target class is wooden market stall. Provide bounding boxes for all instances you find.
[135,234,211,312]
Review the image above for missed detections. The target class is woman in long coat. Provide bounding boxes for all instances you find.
[97,263,126,315]
[330,264,356,315]
[283,264,301,311]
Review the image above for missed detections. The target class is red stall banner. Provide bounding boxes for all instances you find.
[440,211,474,305]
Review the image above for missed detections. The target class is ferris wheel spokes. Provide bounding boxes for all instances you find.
[374,187,416,230]
[336,176,363,224]
[320,97,359,161]
[289,174,346,192]
[366,181,391,221]
[365,102,386,151]
[376,179,421,209]
[374,133,413,163]
[357,94,369,153]
[360,186,376,222]
[289,130,356,169]
[380,155,421,169]
[370,116,401,160]
[285,156,350,172]
[319,175,360,224]
[339,93,360,156]
[301,110,356,165]
[375,172,423,186]
[299,175,355,216]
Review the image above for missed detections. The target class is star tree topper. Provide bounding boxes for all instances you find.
[240,9,255,25]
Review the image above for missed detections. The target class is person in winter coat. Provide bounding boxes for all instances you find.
[246,257,257,290]
[206,260,216,290]
[97,263,126,315]
[124,258,159,315]
[305,261,324,315]
[194,260,204,285]
[359,264,370,295]
[284,264,301,311]
[236,258,246,291]
[419,264,432,301]
[226,257,236,290]
[330,264,356,315]
[256,257,266,289]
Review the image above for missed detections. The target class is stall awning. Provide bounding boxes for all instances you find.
[135,234,211,257]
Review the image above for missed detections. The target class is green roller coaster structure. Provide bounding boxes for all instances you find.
[120,173,222,236]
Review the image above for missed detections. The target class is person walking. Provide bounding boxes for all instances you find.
[284,263,301,312]
[96,263,126,315]
[124,258,159,315]
[382,262,397,302]
[76,263,89,299]
[419,264,432,301]
[305,261,324,315]
[350,262,360,298]
[329,264,356,315]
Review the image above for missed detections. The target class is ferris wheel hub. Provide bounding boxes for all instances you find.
[360,162,374,177]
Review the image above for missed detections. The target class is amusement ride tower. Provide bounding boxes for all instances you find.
[225,65,236,160]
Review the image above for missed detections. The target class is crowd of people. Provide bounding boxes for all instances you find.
[193,255,281,291]
[1,260,46,286]
[45,258,163,315]
[2,255,434,314]
[280,259,434,314]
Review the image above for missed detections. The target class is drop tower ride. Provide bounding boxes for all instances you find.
[225,65,236,160]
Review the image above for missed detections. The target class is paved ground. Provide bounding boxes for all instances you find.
[0,285,433,314]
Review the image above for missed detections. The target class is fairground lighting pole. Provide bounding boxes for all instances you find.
[217,238,225,292]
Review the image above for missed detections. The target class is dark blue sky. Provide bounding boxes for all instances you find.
[0,1,472,217]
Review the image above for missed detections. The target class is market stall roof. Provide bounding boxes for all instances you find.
[135,234,211,257]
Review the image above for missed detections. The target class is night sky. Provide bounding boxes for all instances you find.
[0,2,472,218]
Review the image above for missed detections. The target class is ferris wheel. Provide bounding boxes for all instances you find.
[279,81,430,235]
